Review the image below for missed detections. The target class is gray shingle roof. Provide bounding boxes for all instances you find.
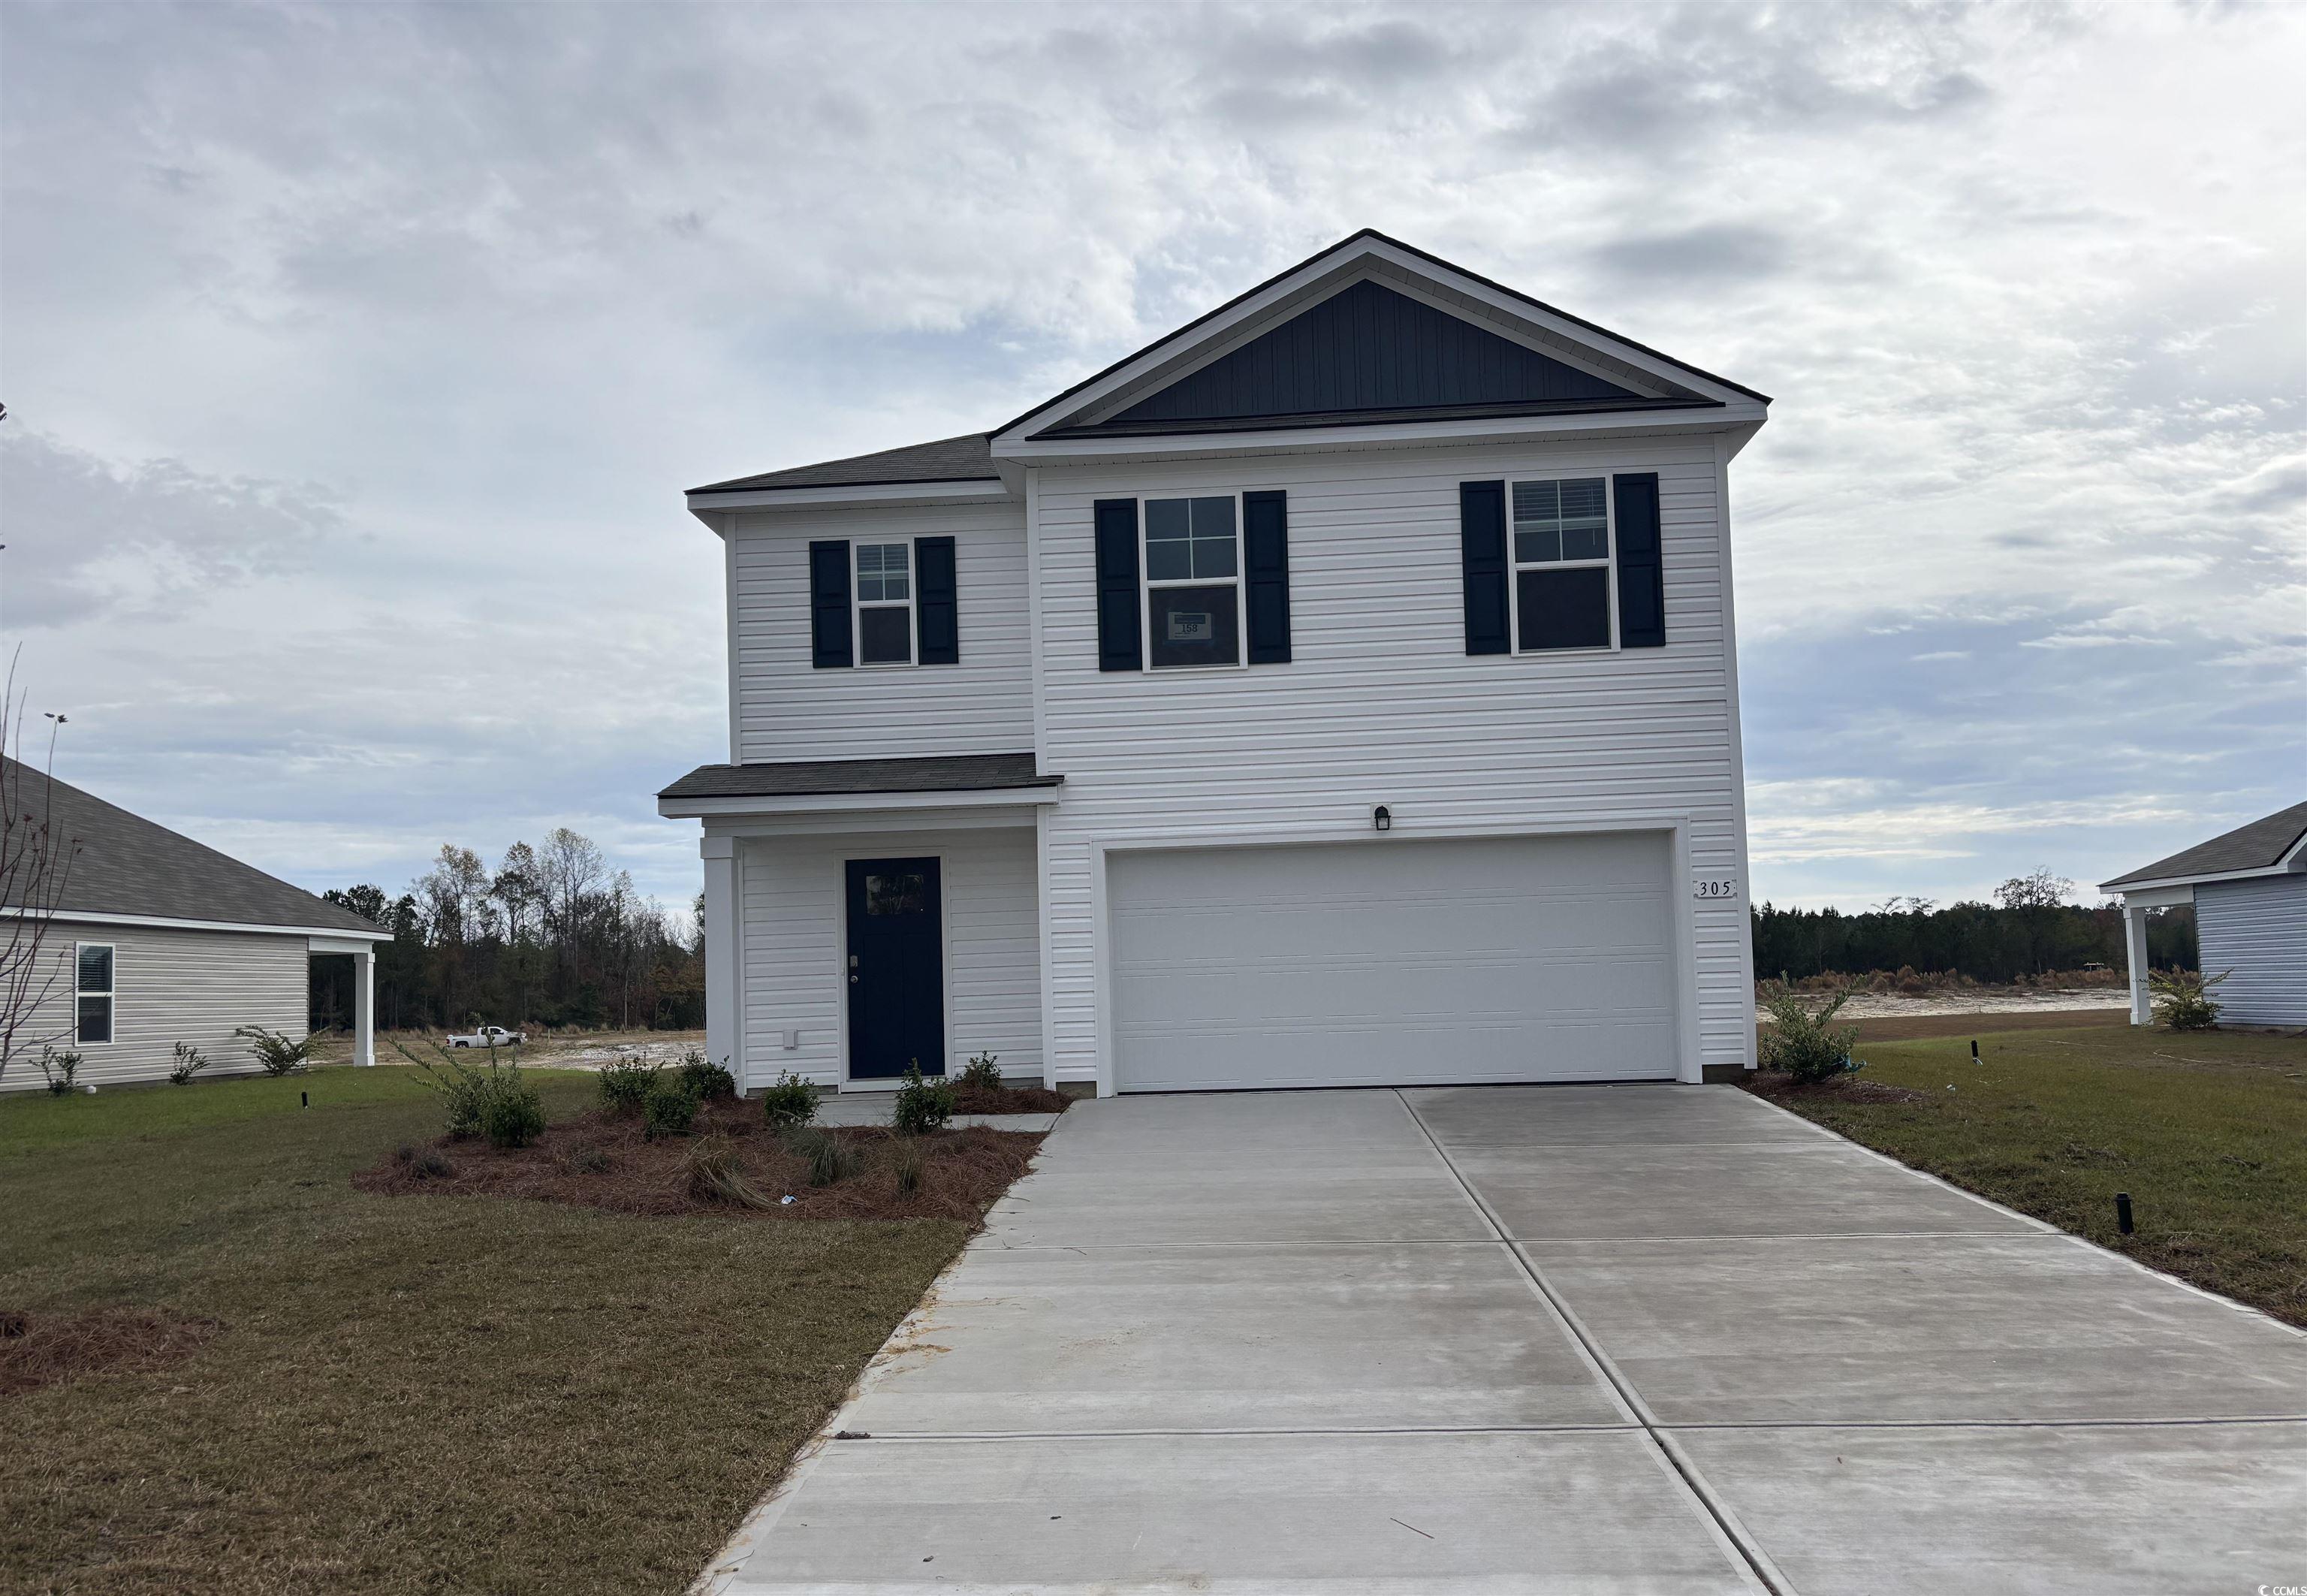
[2100,799,2307,889]
[659,752,1057,801]
[0,757,382,934]
[689,433,997,496]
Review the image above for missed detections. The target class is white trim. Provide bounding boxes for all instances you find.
[3,906,389,941]
[1025,466,1049,771]
[2104,849,2307,895]
[1714,434,1758,1063]
[74,939,116,1048]
[1138,487,1247,671]
[851,537,918,669]
[993,235,1761,446]
[724,514,743,762]
[306,936,373,955]
[1034,803,1058,1094]
[1085,813,1705,1097]
[1508,472,1619,656]
[994,401,1767,466]
[2112,883,2197,910]
[687,479,1012,518]
[705,809,1039,840]
[660,786,1061,820]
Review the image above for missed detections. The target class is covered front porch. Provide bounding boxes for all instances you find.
[659,753,1061,1092]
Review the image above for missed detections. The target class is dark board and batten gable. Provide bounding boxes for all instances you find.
[1084,280,1648,433]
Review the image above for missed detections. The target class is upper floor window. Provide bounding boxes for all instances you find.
[855,542,914,666]
[1512,477,1614,652]
[76,942,114,1045]
[1143,495,1241,668]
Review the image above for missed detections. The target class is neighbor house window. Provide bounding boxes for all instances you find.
[854,541,914,666]
[76,943,113,1045]
[1512,477,1615,651]
[1142,494,1241,668]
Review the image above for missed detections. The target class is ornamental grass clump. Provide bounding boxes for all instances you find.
[683,1136,777,1209]
[781,1125,861,1187]
[1758,988,1865,1085]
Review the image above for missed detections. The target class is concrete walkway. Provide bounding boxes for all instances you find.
[706,1085,2307,1594]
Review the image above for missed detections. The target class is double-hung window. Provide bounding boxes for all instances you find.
[1141,495,1241,668]
[854,541,914,666]
[76,943,114,1045]
[1511,477,1615,651]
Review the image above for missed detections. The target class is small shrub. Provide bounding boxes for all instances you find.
[760,1070,819,1127]
[414,1050,545,1148]
[38,1045,80,1096]
[890,1136,924,1196]
[643,1081,700,1139]
[674,1050,737,1102]
[234,1025,316,1078]
[1758,988,1865,1085]
[2152,967,2229,1031]
[891,1060,955,1136]
[166,1041,213,1086]
[393,1144,455,1180]
[959,1051,1003,1092]
[783,1124,861,1187]
[596,1057,660,1113]
[684,1136,777,1208]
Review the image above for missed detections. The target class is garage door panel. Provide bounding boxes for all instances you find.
[1111,834,1680,1092]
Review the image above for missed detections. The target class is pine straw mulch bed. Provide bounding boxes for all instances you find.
[1739,1070,1928,1106]
[951,1081,1071,1115]
[352,1097,1045,1223]
[0,1307,222,1399]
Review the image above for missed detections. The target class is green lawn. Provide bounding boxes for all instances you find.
[0,1067,973,1594]
[1754,1024,2307,1327]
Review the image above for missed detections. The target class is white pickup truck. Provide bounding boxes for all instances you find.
[445,1024,528,1049]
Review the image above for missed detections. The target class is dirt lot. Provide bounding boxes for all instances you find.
[313,1027,707,1071]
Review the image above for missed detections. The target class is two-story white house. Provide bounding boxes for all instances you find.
[659,231,1768,1097]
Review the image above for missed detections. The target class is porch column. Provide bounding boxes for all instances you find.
[355,944,376,1065]
[702,834,740,1079]
[2124,901,2152,1026]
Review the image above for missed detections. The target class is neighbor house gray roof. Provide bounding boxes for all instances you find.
[0,757,381,935]
[689,433,998,496]
[659,752,1058,801]
[2100,799,2307,890]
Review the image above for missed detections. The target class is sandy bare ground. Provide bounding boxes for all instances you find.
[316,1029,707,1071]
[1832,987,2128,1019]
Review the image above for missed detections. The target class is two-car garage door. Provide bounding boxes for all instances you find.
[1108,831,1681,1092]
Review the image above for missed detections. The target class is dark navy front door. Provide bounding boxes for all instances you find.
[844,857,944,1079]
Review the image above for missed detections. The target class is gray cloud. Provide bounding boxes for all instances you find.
[0,0,2297,912]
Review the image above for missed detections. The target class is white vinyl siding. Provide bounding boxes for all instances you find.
[728,500,1033,762]
[1033,435,1751,1086]
[2,920,309,1091]
[732,823,1042,1088]
[2194,873,2307,1027]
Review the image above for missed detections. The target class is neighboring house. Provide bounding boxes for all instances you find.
[2100,800,2307,1029]
[0,757,383,1089]
[658,230,1769,1096]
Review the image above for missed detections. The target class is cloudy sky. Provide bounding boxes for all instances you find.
[2,1,2300,916]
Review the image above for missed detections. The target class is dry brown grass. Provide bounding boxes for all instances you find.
[0,1308,222,1400]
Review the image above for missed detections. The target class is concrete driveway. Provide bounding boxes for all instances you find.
[707,1085,2307,1594]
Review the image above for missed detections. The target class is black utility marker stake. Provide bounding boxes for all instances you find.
[300,1091,308,1109]
[2116,1193,2134,1235]
[1971,1039,1980,1061]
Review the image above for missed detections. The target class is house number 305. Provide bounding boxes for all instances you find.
[1693,877,1739,900]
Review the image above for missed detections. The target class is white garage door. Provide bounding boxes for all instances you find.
[1109,832,1679,1092]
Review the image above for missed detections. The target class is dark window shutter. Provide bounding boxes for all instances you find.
[1613,473,1665,648]
[808,539,852,668]
[915,536,958,665]
[1460,481,1509,655]
[1093,498,1142,671]
[1243,489,1292,665]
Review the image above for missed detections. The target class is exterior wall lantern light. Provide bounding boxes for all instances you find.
[1373,805,1392,832]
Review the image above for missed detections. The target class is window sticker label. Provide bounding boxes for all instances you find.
[1167,611,1213,641]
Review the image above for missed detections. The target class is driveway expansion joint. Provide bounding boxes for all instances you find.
[1393,1089,1797,1596]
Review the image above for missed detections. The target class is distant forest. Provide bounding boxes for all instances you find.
[1751,870,2196,985]
[309,828,704,1034]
